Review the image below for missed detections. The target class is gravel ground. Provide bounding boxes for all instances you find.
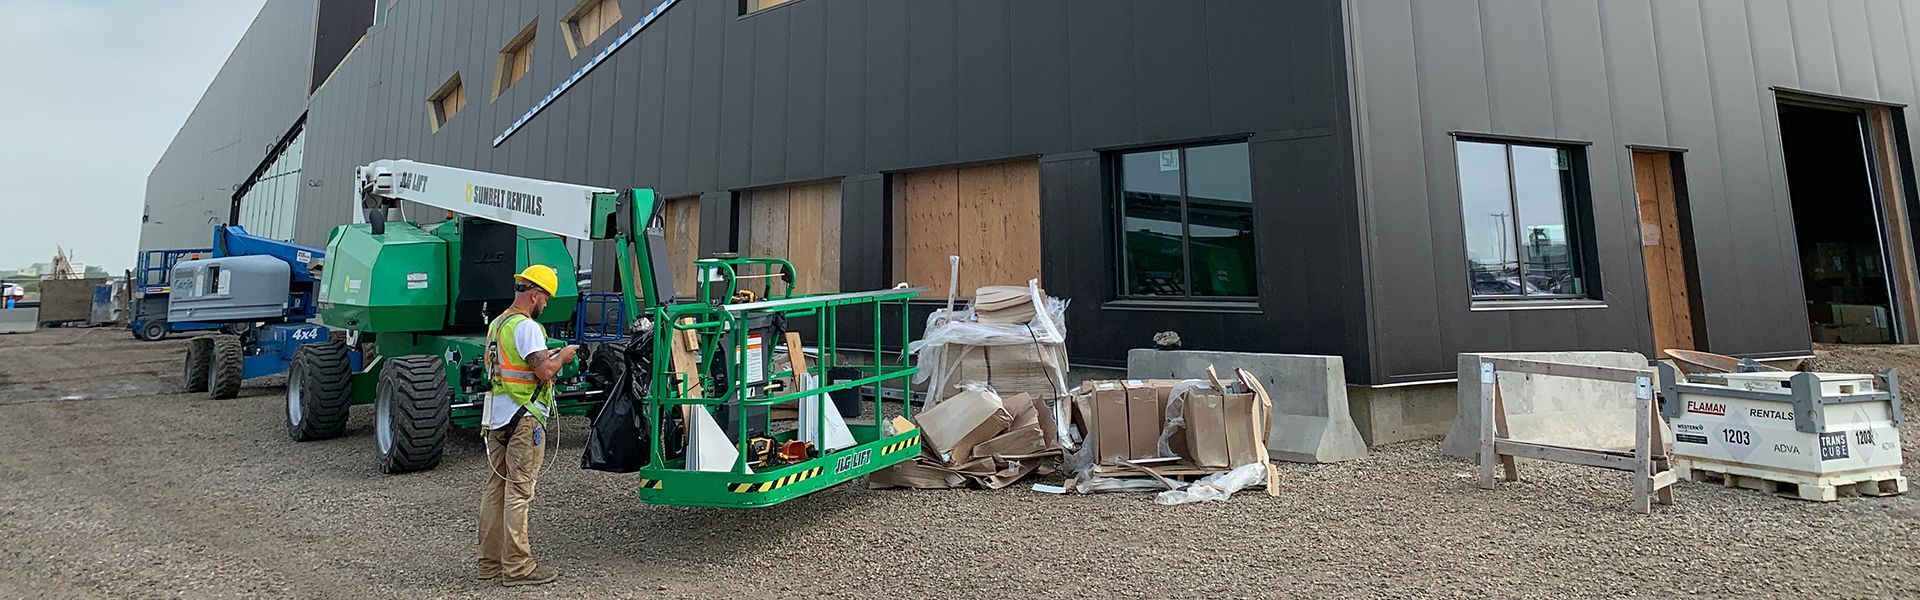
[0,327,1915,598]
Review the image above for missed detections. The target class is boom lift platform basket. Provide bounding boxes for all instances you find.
[636,257,924,508]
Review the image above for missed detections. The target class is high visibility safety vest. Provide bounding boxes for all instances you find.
[487,308,554,427]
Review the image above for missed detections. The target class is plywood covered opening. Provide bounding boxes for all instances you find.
[1779,102,1917,344]
[734,181,842,294]
[890,159,1042,298]
[661,195,702,299]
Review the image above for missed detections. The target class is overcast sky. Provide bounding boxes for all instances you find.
[0,0,268,272]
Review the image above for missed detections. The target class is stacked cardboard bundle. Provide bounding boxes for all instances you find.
[973,285,1041,324]
[869,386,1061,490]
[914,282,1070,404]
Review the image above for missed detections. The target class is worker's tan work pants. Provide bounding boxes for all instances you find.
[478,414,545,579]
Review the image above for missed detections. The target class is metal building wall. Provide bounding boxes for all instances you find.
[296,0,1369,377]
[1346,0,1920,384]
[139,0,318,252]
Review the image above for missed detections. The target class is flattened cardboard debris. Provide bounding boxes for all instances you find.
[1126,382,1161,459]
[915,386,1012,464]
[972,420,1047,459]
[869,460,966,489]
[982,459,1042,490]
[1003,392,1037,425]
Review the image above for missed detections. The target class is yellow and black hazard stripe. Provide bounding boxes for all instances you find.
[729,466,824,494]
[881,434,920,455]
[637,477,665,490]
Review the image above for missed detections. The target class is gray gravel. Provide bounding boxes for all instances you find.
[0,328,1915,598]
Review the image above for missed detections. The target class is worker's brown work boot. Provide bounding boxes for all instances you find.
[501,565,558,587]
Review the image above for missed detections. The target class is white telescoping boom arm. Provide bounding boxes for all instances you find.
[356,159,614,240]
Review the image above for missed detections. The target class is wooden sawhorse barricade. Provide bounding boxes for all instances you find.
[1476,357,1677,514]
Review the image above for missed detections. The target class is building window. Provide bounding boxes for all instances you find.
[563,0,622,58]
[1116,141,1257,298]
[237,128,304,242]
[1455,139,1593,299]
[741,0,798,15]
[492,20,536,102]
[428,73,465,132]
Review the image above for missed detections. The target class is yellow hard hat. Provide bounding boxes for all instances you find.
[514,264,560,296]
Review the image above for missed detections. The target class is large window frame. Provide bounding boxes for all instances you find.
[1452,135,1601,303]
[1110,139,1260,302]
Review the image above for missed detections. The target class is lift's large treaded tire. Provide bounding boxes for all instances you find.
[376,355,450,474]
[207,335,244,399]
[287,339,351,441]
[183,337,212,393]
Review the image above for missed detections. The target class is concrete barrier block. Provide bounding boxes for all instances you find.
[1128,349,1368,463]
[0,308,38,334]
[1347,383,1456,446]
[1440,351,1650,459]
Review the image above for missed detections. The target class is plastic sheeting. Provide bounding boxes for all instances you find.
[910,279,1070,404]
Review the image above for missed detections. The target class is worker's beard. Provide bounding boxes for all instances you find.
[528,302,545,319]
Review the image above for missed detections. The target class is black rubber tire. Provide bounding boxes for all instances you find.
[286,339,352,441]
[141,321,167,341]
[208,335,244,399]
[375,355,451,474]
[183,337,213,393]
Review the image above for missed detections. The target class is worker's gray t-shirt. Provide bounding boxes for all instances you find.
[484,319,550,430]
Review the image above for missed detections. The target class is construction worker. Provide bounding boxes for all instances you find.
[477,264,577,587]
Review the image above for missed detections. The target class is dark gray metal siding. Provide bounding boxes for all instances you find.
[1347,0,1920,383]
[296,0,1369,378]
[138,0,318,251]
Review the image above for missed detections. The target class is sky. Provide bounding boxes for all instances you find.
[0,0,269,272]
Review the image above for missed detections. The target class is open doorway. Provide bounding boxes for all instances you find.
[1779,102,1905,344]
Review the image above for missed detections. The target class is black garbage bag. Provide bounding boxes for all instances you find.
[581,330,686,473]
[580,366,648,473]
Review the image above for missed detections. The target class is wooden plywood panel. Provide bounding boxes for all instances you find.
[956,161,1043,294]
[901,169,960,295]
[817,181,842,293]
[747,188,790,277]
[1869,108,1920,342]
[956,165,1002,294]
[665,196,701,298]
[1634,152,1694,353]
[787,183,825,294]
[997,160,1042,289]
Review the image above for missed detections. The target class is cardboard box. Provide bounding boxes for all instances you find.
[1223,392,1263,466]
[1126,382,1161,459]
[1832,303,1889,329]
[915,387,1012,464]
[1093,383,1130,465]
[1185,387,1230,468]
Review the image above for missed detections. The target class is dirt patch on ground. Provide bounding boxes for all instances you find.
[0,329,1914,598]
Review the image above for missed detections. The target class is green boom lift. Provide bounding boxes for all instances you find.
[291,159,922,507]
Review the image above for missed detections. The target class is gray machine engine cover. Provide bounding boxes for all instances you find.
[168,255,291,323]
